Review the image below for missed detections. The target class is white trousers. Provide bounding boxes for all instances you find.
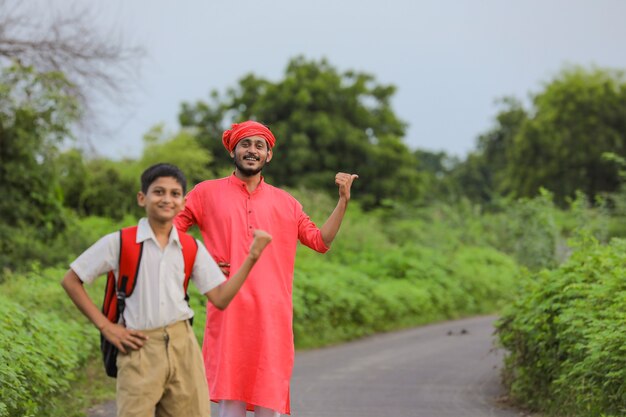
[218,400,280,417]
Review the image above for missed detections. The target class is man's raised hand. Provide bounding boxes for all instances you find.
[335,172,359,201]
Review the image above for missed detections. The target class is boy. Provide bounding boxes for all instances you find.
[61,163,271,417]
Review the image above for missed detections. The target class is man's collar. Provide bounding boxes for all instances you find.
[228,172,266,191]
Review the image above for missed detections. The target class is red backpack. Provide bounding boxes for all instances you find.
[100,226,198,377]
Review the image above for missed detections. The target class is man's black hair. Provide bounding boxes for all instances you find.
[140,163,187,194]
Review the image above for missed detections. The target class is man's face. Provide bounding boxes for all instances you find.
[231,136,273,177]
[137,176,185,223]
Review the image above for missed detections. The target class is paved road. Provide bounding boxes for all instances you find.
[88,315,529,417]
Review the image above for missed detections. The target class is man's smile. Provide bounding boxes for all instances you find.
[243,154,261,162]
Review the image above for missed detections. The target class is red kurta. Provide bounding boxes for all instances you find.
[174,174,328,414]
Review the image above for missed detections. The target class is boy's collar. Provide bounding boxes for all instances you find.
[136,218,181,247]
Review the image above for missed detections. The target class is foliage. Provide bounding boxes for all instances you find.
[3,124,211,272]
[447,67,626,208]
[56,126,214,223]
[291,195,524,347]
[598,153,626,237]
[0,258,135,416]
[4,53,626,417]
[139,125,214,186]
[293,239,522,348]
[0,211,134,279]
[496,237,626,417]
[0,191,531,414]
[448,97,527,204]
[0,1,142,272]
[377,191,561,271]
[412,149,460,203]
[179,56,423,208]
[508,67,626,205]
[0,0,144,121]
[603,186,626,238]
[71,157,138,220]
[0,270,96,417]
[0,64,79,270]
[484,190,560,270]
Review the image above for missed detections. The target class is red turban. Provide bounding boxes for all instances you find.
[222,121,276,152]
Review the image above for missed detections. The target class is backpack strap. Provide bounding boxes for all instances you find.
[102,271,118,323]
[102,227,196,324]
[178,231,198,294]
[178,231,198,325]
[102,226,143,324]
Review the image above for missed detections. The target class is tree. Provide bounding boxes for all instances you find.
[413,149,461,203]
[0,64,78,229]
[179,91,228,173]
[507,67,626,204]
[0,0,143,119]
[56,148,89,213]
[449,98,527,204]
[0,64,78,269]
[139,125,214,186]
[180,56,423,207]
[55,126,214,220]
[0,0,143,270]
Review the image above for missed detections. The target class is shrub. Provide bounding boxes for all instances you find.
[0,294,93,417]
[496,237,626,417]
[293,240,522,349]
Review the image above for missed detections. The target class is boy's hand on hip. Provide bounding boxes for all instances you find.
[217,262,231,276]
[101,322,148,353]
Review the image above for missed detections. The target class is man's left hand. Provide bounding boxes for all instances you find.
[335,172,359,201]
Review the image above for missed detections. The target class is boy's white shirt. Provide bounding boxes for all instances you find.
[70,218,225,330]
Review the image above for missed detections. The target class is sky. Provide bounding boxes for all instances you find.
[60,0,626,159]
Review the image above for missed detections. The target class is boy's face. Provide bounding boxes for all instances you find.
[137,176,185,223]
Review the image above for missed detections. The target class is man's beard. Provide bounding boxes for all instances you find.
[234,156,265,177]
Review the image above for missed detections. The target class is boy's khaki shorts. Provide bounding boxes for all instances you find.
[116,319,210,417]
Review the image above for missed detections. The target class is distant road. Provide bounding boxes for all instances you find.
[89,315,530,417]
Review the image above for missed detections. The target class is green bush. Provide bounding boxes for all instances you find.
[0,195,532,413]
[0,266,113,417]
[0,214,134,277]
[496,237,626,417]
[0,294,93,417]
[481,192,559,271]
[293,241,522,349]
[380,193,563,271]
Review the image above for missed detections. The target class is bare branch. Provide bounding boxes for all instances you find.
[0,0,145,133]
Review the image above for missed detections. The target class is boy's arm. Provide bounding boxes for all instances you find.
[320,172,359,246]
[205,230,272,310]
[61,269,147,353]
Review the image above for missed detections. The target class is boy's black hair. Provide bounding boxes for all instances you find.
[140,163,187,194]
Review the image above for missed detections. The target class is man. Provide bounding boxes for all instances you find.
[175,120,358,417]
